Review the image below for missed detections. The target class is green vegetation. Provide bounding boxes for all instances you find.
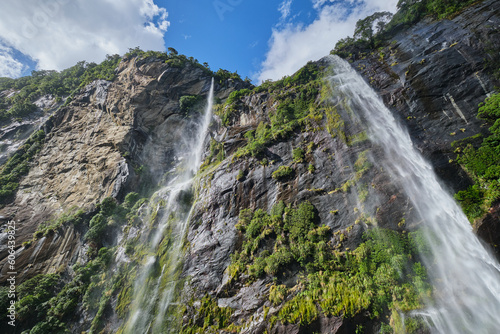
[34,208,85,239]
[14,274,62,330]
[214,68,244,86]
[226,88,252,106]
[228,201,323,282]
[424,0,480,19]
[325,106,346,143]
[0,47,246,125]
[84,195,143,247]
[218,62,324,159]
[199,139,225,172]
[179,95,203,115]
[181,295,238,334]
[272,165,294,181]
[236,170,245,181]
[125,47,244,87]
[0,55,121,122]
[217,89,252,125]
[353,11,393,48]
[0,247,114,334]
[308,163,316,173]
[0,130,45,204]
[454,93,500,221]
[292,147,305,163]
[2,193,146,334]
[225,201,430,331]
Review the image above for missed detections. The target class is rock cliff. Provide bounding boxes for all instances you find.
[0,56,247,285]
[180,1,500,332]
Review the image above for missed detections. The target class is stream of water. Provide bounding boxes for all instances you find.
[327,55,500,333]
[123,78,214,334]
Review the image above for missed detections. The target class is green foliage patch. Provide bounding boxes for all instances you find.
[271,165,294,181]
[292,147,305,163]
[179,95,203,115]
[84,195,142,246]
[226,201,431,330]
[7,193,146,334]
[199,139,225,172]
[231,73,323,158]
[454,93,500,221]
[33,208,85,239]
[181,295,238,334]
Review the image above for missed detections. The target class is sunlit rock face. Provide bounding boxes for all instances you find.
[0,57,245,284]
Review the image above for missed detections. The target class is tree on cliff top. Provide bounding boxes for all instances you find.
[354,11,393,48]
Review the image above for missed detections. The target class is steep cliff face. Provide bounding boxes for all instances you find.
[343,0,500,254]
[347,0,499,189]
[180,1,500,333]
[183,78,408,333]
[0,1,499,333]
[0,56,246,285]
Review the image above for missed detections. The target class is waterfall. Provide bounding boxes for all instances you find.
[122,78,215,334]
[326,55,500,333]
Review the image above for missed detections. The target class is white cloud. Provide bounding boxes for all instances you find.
[0,43,26,78]
[257,0,398,82]
[279,0,293,21]
[0,0,170,73]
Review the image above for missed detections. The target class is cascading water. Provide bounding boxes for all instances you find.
[326,55,500,333]
[122,78,215,334]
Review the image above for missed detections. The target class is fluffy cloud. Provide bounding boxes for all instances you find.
[0,44,25,78]
[0,0,169,73]
[257,0,398,82]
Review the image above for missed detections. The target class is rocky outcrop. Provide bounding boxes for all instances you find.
[340,0,500,257]
[0,94,59,166]
[182,66,418,333]
[475,201,500,258]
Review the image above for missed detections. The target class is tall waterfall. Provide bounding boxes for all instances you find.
[326,55,500,333]
[122,78,215,334]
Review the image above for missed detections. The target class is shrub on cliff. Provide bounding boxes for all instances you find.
[454,93,500,221]
[272,165,294,181]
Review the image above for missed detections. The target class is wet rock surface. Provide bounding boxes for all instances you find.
[475,201,500,259]
[182,80,416,333]
[349,0,500,193]
[181,2,500,332]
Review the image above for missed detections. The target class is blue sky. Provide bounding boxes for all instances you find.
[162,0,317,80]
[0,0,398,83]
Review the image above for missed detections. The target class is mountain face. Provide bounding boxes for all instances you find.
[0,1,499,333]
